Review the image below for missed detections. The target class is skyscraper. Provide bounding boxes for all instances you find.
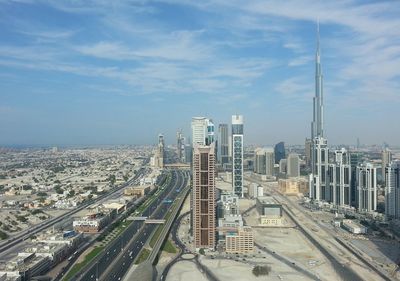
[274,142,285,164]
[310,137,328,201]
[311,22,324,141]
[192,142,216,250]
[232,115,244,197]
[287,153,300,178]
[253,148,266,175]
[327,148,352,207]
[310,23,328,203]
[191,117,215,146]
[385,160,400,219]
[191,117,209,146]
[265,148,275,177]
[356,163,377,213]
[176,130,185,162]
[218,124,229,165]
[157,134,164,168]
[382,148,392,186]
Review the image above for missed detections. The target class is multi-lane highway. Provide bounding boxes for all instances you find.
[75,169,189,281]
[0,165,150,256]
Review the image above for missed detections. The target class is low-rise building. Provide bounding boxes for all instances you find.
[342,219,367,234]
[256,196,284,226]
[217,214,244,240]
[73,209,114,233]
[0,253,50,281]
[124,185,150,197]
[225,226,254,254]
[217,192,240,217]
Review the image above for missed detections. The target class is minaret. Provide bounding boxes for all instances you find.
[312,21,324,140]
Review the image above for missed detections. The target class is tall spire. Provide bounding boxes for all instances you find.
[312,21,324,139]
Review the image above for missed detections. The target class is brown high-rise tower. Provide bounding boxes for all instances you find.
[192,142,216,250]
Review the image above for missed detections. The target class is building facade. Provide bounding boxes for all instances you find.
[232,115,244,197]
[385,160,400,219]
[287,153,300,178]
[274,142,285,164]
[225,226,254,254]
[192,143,216,250]
[356,163,377,213]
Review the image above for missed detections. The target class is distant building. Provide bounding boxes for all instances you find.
[176,130,185,162]
[274,142,285,164]
[192,143,216,250]
[279,159,287,174]
[225,226,254,254]
[356,163,377,213]
[287,153,300,178]
[232,115,244,197]
[248,183,263,198]
[124,185,151,197]
[382,148,392,186]
[278,178,308,195]
[218,124,229,165]
[385,160,400,219]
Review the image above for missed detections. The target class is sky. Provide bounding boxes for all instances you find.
[0,0,399,146]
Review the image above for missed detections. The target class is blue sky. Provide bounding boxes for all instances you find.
[1,0,399,146]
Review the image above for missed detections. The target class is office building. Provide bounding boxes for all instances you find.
[287,153,300,178]
[274,142,285,164]
[192,143,216,250]
[356,163,377,213]
[232,115,244,197]
[385,160,400,219]
[218,124,229,165]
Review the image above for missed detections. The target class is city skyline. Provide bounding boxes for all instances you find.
[1,1,400,146]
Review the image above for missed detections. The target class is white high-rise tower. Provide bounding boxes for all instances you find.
[232,115,244,197]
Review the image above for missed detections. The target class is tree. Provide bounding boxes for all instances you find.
[199,248,205,255]
[252,265,271,277]
[37,192,48,197]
